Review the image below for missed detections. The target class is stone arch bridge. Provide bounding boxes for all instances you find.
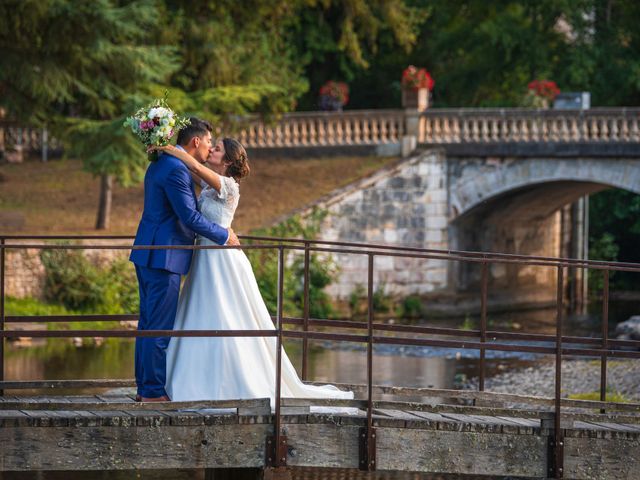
[311,108,640,312]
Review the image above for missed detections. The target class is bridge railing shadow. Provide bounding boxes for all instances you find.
[1,234,640,474]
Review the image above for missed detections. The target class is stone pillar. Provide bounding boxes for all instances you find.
[568,196,589,314]
[402,109,420,157]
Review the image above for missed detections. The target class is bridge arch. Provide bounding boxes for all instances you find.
[449,157,640,307]
[449,157,640,220]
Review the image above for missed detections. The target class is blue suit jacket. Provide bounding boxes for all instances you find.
[129,152,228,275]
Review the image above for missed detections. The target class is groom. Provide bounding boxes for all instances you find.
[129,117,239,402]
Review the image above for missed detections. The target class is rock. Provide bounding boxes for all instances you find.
[614,315,640,340]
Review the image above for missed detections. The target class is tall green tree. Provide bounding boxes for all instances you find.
[339,0,640,109]
[589,189,640,291]
[289,0,427,109]
[0,0,178,229]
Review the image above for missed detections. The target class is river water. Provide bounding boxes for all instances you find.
[3,302,635,479]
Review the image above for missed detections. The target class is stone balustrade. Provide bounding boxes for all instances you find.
[236,109,406,148]
[419,108,640,144]
[2,109,639,160]
[0,121,61,162]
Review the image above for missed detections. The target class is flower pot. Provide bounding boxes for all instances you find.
[402,88,430,111]
[319,95,344,111]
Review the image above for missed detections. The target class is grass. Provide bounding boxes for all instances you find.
[0,154,398,235]
[5,296,120,332]
[5,296,77,316]
[568,390,631,403]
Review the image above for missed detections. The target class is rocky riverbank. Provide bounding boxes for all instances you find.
[464,358,640,402]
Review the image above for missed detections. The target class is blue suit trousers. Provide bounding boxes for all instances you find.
[134,265,181,398]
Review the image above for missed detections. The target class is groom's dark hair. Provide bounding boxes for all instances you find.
[177,117,213,146]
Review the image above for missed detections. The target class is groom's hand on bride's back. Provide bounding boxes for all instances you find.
[226,228,240,246]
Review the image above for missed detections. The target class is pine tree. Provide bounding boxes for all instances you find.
[0,0,178,229]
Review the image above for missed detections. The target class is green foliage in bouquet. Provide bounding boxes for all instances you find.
[123,94,191,162]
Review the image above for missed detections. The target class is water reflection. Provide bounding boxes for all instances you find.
[8,303,629,393]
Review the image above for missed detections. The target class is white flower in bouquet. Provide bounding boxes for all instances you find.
[124,95,190,161]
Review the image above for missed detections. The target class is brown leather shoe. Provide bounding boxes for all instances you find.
[140,395,170,402]
[134,394,142,402]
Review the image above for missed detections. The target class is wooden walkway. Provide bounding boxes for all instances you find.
[1,390,639,479]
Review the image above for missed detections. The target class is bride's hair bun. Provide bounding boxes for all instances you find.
[222,138,250,181]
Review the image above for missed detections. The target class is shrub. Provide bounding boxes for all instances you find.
[372,285,392,313]
[40,248,104,311]
[349,284,367,316]
[40,246,138,314]
[397,295,423,318]
[245,209,338,319]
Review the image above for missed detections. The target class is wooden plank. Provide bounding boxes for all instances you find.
[579,420,640,434]
[0,410,30,427]
[162,410,206,427]
[407,410,458,430]
[127,410,170,427]
[374,408,437,429]
[306,381,640,412]
[1,411,639,478]
[280,398,365,408]
[0,423,271,471]
[90,410,135,427]
[0,379,134,390]
[238,398,271,416]
[564,435,640,478]
[1,397,271,412]
[495,416,538,435]
[96,395,135,404]
[283,422,549,477]
[21,410,59,427]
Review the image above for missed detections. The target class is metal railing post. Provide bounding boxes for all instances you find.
[360,253,376,471]
[600,270,610,413]
[479,261,488,393]
[270,246,287,467]
[302,241,310,380]
[549,266,565,479]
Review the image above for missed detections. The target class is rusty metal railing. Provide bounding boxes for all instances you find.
[1,235,640,478]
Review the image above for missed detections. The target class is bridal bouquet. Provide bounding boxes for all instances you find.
[124,96,190,161]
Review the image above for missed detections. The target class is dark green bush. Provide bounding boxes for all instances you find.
[397,295,423,318]
[40,247,138,314]
[245,209,337,319]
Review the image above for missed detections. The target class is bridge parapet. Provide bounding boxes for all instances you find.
[3,108,639,160]
[419,107,640,144]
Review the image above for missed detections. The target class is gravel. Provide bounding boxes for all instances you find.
[464,358,640,402]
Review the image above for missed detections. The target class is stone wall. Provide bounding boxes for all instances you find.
[311,149,450,299]
[4,243,46,299]
[3,240,131,300]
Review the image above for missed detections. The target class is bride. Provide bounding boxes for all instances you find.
[153,139,353,406]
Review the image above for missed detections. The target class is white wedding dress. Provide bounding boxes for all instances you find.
[165,176,353,408]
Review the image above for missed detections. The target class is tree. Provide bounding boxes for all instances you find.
[589,189,640,291]
[0,0,179,229]
[288,0,427,109]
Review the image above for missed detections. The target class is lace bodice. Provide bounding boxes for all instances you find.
[197,176,239,232]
